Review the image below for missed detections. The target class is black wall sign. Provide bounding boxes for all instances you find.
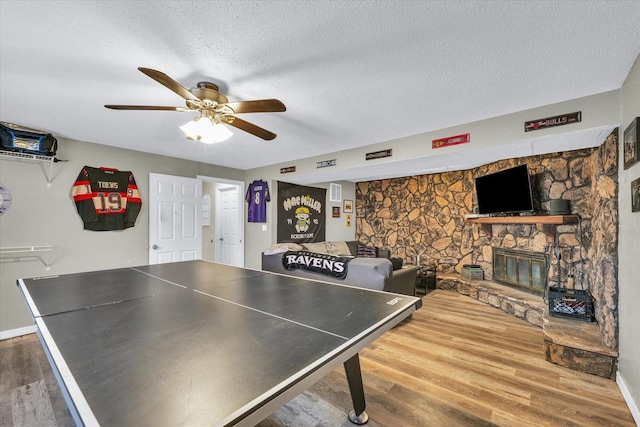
[316,159,336,168]
[365,149,392,160]
[525,111,581,132]
[280,166,296,174]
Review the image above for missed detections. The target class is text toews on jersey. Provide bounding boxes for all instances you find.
[72,166,142,231]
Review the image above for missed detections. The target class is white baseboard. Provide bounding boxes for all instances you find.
[617,371,640,426]
[0,325,36,340]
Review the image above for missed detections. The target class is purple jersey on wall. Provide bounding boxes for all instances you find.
[246,180,270,222]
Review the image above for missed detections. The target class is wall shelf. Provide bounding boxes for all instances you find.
[0,244,54,270]
[465,215,578,238]
[0,151,56,186]
[465,215,578,225]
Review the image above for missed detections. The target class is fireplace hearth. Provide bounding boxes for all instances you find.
[492,247,546,294]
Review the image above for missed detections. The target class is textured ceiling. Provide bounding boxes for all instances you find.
[1,1,639,181]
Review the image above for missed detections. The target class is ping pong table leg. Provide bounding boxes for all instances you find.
[343,353,369,424]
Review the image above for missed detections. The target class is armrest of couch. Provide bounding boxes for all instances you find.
[262,251,286,273]
[387,266,418,296]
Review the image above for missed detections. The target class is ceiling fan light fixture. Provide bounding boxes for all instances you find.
[180,116,233,144]
[107,68,285,141]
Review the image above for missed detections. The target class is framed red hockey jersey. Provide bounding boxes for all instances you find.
[72,166,142,231]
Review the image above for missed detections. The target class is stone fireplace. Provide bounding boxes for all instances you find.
[492,246,546,294]
[356,130,619,358]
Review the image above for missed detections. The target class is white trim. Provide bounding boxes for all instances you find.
[17,278,41,317]
[0,324,36,340]
[617,371,640,426]
[36,318,99,426]
[196,175,244,188]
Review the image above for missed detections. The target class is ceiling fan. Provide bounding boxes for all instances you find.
[105,67,286,142]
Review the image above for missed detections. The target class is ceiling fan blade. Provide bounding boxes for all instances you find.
[105,105,186,111]
[138,67,200,102]
[224,99,286,114]
[224,116,277,140]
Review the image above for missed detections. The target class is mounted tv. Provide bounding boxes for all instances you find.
[474,164,534,215]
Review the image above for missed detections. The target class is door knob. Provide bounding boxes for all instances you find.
[152,244,159,250]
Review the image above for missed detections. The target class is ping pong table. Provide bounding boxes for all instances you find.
[18,259,421,426]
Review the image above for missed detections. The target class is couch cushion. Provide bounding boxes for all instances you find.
[264,242,305,255]
[301,242,329,254]
[357,244,377,258]
[345,241,359,256]
[325,241,352,256]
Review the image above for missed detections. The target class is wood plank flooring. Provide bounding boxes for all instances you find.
[1,290,634,426]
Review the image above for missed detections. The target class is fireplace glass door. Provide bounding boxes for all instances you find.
[493,247,546,293]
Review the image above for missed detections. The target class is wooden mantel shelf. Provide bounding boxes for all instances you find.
[465,215,578,238]
[465,215,578,225]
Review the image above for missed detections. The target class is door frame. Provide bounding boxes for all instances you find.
[197,175,245,266]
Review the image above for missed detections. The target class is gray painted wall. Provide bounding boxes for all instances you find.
[0,138,243,331]
[618,54,640,421]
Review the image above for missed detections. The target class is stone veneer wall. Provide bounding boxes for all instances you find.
[356,131,619,349]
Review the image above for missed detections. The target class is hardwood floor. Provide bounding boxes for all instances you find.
[0,331,74,427]
[1,290,634,426]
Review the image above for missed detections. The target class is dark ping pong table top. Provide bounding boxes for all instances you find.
[19,260,422,426]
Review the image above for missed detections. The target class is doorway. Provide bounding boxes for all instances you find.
[198,175,245,267]
[148,173,244,267]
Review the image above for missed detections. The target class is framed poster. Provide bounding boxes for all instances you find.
[632,177,640,213]
[332,206,341,218]
[623,117,639,170]
[343,199,353,213]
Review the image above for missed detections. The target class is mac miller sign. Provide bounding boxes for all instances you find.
[277,181,326,243]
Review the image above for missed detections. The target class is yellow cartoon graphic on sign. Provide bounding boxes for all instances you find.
[295,206,310,232]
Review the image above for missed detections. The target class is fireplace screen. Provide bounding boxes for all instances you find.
[493,247,546,293]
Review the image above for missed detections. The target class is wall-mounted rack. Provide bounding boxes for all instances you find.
[0,244,54,270]
[0,151,56,187]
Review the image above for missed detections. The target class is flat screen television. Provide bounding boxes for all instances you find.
[474,164,534,215]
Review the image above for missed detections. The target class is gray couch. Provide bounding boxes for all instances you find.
[261,241,417,296]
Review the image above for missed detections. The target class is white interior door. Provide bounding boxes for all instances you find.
[215,185,244,266]
[149,173,202,264]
